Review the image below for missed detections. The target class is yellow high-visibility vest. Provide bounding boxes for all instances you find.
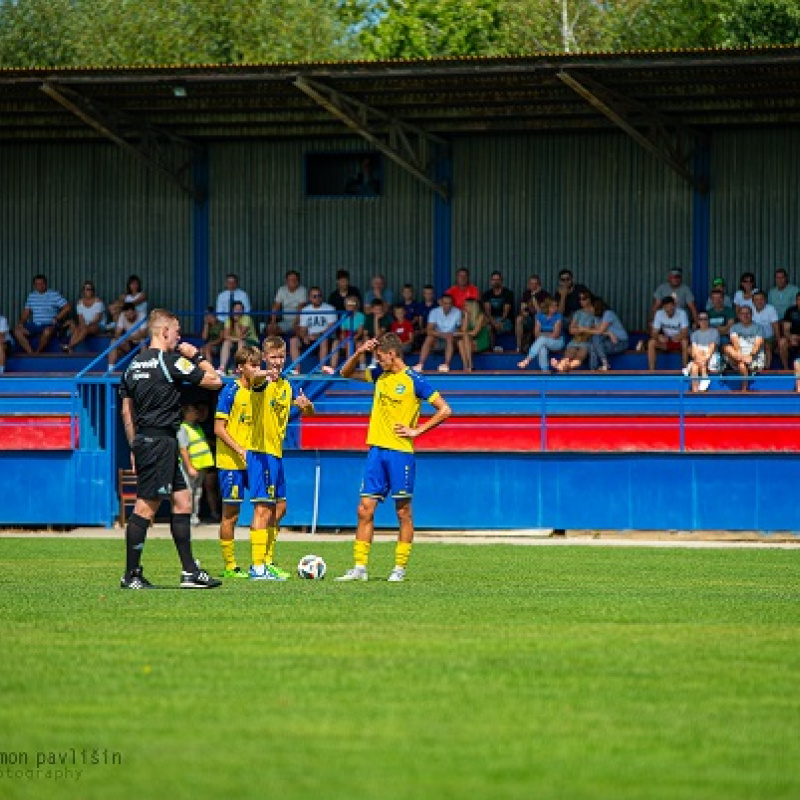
[180,422,213,470]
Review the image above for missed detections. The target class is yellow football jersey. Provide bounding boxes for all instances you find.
[249,376,294,457]
[214,380,252,470]
[365,366,439,453]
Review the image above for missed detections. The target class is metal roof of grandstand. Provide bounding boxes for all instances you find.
[2,45,800,142]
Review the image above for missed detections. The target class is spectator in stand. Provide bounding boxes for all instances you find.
[108,302,147,369]
[364,298,392,341]
[779,292,800,371]
[647,296,690,371]
[289,287,337,373]
[707,288,735,346]
[390,304,415,354]
[0,312,12,374]
[733,272,758,313]
[517,298,564,373]
[64,280,106,353]
[415,284,438,350]
[751,290,780,369]
[724,305,765,392]
[108,274,148,330]
[768,268,798,320]
[456,297,491,373]
[554,269,590,321]
[218,301,259,374]
[330,296,366,370]
[201,307,225,366]
[705,277,733,310]
[364,274,395,307]
[481,271,514,350]
[215,273,250,323]
[587,298,629,372]
[687,311,720,393]
[269,269,307,339]
[650,267,697,325]
[550,290,597,373]
[415,293,462,373]
[400,284,423,331]
[446,268,480,310]
[15,274,72,355]
[328,269,362,312]
[516,274,550,353]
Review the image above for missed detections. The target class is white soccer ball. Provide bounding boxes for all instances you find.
[297,554,327,580]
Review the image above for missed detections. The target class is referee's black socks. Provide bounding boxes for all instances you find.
[171,513,197,573]
[125,513,150,575]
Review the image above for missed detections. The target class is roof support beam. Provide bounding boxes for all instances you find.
[557,70,707,192]
[293,76,450,200]
[40,82,202,198]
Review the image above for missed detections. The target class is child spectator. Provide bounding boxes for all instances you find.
[400,284,423,330]
[201,308,225,367]
[218,301,259,374]
[390,304,415,354]
[687,312,720,393]
[330,295,366,370]
[178,403,214,525]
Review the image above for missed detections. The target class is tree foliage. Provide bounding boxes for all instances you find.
[721,0,800,47]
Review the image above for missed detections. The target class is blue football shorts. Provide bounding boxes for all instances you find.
[218,468,248,504]
[246,451,286,504]
[360,446,415,501]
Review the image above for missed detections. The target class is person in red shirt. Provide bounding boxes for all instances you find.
[446,268,480,310]
[390,304,414,353]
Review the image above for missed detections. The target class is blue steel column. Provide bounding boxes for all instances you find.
[192,151,210,319]
[691,139,711,302]
[433,147,452,297]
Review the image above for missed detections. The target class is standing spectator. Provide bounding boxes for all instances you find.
[328,269,362,312]
[647,297,690,371]
[650,268,697,325]
[15,274,71,355]
[108,303,148,370]
[779,292,800,370]
[218,301,259,374]
[446,268,479,310]
[330,296,366,370]
[723,306,765,392]
[215,273,251,323]
[687,312,720,393]
[364,274,395,307]
[456,298,491,372]
[768,268,798,320]
[550,291,597,373]
[201,308,225,366]
[289,287,337,372]
[414,294,462,373]
[751,290,780,368]
[707,288,735,346]
[587,298,629,372]
[108,274,148,329]
[516,274,550,353]
[554,269,590,320]
[390,304,415,354]
[0,312,12,374]
[705,277,733,310]
[733,272,758,313]
[269,269,307,338]
[178,402,214,526]
[517,298,564,373]
[64,280,106,352]
[481,271,514,350]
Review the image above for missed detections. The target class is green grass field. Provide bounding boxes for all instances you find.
[0,537,799,800]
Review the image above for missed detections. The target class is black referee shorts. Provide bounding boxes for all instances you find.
[132,434,187,501]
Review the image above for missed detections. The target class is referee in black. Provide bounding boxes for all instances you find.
[119,308,224,589]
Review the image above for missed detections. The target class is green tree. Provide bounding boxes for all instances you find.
[721,0,800,46]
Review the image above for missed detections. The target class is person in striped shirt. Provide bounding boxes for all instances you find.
[14,274,71,355]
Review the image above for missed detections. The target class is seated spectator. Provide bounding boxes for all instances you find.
[215,273,250,323]
[707,288,735,345]
[446,268,480,310]
[327,269,362,312]
[364,274,395,307]
[289,288,336,373]
[269,269,308,338]
[0,312,12,374]
[705,277,733,310]
[201,308,225,366]
[650,267,697,325]
[15,274,72,355]
[516,274,550,353]
[414,284,438,350]
[108,303,147,369]
[733,272,758,313]
[390,304,415,355]
[108,274,148,329]
[64,281,106,352]
[456,298,491,372]
[482,271,514,350]
[550,290,597,373]
[768,268,798,321]
[330,296,365,370]
[687,312,720,393]
[554,269,590,320]
[587,298,629,371]
[779,291,800,371]
[400,284,423,331]
[750,290,780,369]
[517,298,564,373]
[363,298,392,340]
[414,293,462,373]
[218,301,259,374]
[723,305,765,392]
[647,296,690,371]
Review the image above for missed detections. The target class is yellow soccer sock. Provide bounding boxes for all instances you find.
[266,526,279,565]
[219,538,237,571]
[354,540,371,568]
[250,529,268,567]
[395,541,412,569]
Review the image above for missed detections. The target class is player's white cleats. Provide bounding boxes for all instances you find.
[335,566,368,582]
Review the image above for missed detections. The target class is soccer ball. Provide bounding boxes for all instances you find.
[297,554,326,580]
